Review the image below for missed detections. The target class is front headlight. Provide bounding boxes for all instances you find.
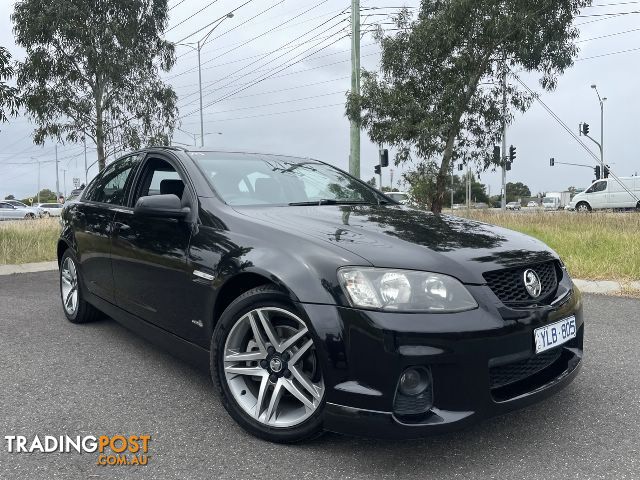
[337,267,478,312]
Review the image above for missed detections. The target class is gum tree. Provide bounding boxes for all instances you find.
[347,0,591,212]
[0,46,21,123]
[13,0,178,171]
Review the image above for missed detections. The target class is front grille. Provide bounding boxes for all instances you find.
[483,261,559,306]
[489,348,562,389]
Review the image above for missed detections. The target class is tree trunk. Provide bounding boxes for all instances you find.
[429,52,494,214]
[95,86,106,172]
[431,133,456,213]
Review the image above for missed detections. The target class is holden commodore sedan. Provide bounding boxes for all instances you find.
[57,147,583,443]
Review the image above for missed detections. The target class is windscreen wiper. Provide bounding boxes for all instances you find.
[288,199,372,206]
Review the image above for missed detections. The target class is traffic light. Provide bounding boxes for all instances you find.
[550,157,555,166]
[604,165,610,178]
[581,123,590,136]
[506,162,512,171]
[379,149,389,167]
[493,145,500,163]
[509,145,516,162]
[595,165,601,179]
[374,165,381,175]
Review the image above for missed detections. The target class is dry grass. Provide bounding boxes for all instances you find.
[454,210,640,282]
[2,211,639,284]
[0,218,59,265]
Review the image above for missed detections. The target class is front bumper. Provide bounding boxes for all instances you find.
[299,275,583,439]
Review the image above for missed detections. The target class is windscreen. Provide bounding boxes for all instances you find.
[189,152,384,206]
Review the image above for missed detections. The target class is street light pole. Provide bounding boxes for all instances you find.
[33,157,40,204]
[197,41,204,148]
[178,13,234,149]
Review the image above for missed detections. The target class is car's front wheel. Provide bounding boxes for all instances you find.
[211,286,325,443]
[576,202,591,213]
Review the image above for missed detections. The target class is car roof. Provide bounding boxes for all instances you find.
[126,146,320,163]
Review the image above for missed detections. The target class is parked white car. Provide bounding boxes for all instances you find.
[567,177,640,211]
[386,191,411,205]
[4,200,44,218]
[33,202,64,217]
[0,202,38,220]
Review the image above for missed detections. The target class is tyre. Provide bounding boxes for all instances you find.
[59,249,102,324]
[211,285,325,443]
[44,212,50,218]
[24,213,35,220]
[576,202,591,213]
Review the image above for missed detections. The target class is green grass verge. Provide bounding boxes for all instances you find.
[456,211,640,281]
[0,218,59,265]
[2,212,638,283]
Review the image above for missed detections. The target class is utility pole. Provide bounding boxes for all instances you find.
[500,55,507,210]
[467,164,471,209]
[83,135,88,184]
[62,169,67,199]
[349,0,361,178]
[55,144,60,199]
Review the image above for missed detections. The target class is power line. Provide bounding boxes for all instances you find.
[175,24,349,101]
[166,0,220,33]
[176,17,349,110]
[166,0,331,81]
[176,25,349,109]
[172,0,259,45]
[576,45,640,60]
[577,26,640,42]
[577,10,640,17]
[168,0,188,12]
[179,32,349,120]
[181,102,343,125]
[198,91,344,117]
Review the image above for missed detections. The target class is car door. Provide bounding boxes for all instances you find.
[111,153,196,338]
[70,155,142,303]
[584,180,608,209]
[0,203,20,220]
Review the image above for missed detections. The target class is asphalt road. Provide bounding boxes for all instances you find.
[1,271,638,480]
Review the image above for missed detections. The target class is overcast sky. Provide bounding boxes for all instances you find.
[1,0,639,200]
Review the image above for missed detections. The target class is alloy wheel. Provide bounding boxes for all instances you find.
[223,307,324,428]
[60,257,79,315]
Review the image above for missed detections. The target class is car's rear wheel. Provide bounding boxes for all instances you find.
[59,250,101,324]
[44,212,50,218]
[576,202,591,213]
[211,286,325,443]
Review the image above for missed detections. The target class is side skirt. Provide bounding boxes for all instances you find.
[86,292,210,372]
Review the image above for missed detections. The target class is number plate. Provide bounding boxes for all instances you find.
[534,316,577,354]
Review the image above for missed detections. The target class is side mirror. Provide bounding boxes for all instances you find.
[134,194,190,219]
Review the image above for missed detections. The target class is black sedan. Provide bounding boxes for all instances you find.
[57,147,583,443]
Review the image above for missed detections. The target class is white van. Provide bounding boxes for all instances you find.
[567,177,640,211]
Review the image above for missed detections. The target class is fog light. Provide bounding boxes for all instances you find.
[399,367,429,396]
